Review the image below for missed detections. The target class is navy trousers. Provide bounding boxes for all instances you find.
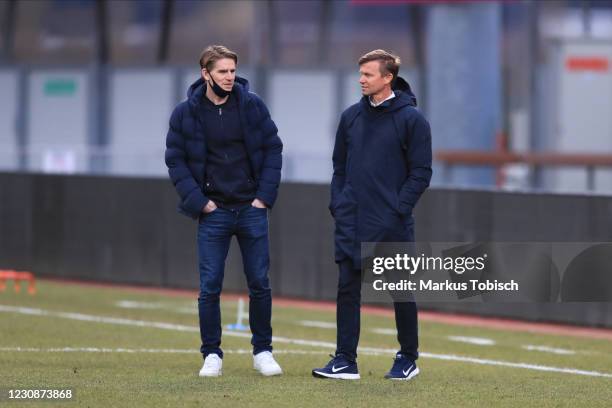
[335,258,419,362]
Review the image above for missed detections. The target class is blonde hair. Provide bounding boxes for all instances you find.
[358,49,401,80]
[199,45,238,71]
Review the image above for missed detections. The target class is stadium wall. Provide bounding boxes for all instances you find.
[1,172,611,328]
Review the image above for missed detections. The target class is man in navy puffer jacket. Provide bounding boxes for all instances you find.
[165,45,283,377]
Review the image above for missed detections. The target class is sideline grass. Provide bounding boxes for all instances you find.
[1,281,611,407]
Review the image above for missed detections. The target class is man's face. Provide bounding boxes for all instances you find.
[359,60,392,96]
[202,58,236,91]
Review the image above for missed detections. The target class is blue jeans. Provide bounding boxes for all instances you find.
[197,205,272,359]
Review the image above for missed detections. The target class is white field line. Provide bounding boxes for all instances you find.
[447,336,496,346]
[371,328,397,335]
[301,324,397,336]
[522,345,577,355]
[116,300,196,315]
[299,320,336,329]
[115,300,248,317]
[0,305,209,334]
[0,347,329,355]
[416,352,609,378]
[0,347,196,354]
[116,301,164,310]
[1,304,611,379]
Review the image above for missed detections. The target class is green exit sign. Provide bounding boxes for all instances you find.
[44,78,77,96]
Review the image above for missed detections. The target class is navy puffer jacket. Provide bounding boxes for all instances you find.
[165,76,283,219]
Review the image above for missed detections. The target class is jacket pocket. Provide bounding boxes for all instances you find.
[204,169,215,193]
[330,188,348,217]
[237,167,256,194]
[395,194,413,219]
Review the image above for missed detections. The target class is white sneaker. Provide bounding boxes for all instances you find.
[253,351,282,376]
[199,353,222,377]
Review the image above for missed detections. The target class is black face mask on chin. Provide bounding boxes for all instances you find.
[207,77,231,98]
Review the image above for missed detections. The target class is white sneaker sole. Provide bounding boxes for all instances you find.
[254,365,282,376]
[388,367,420,381]
[257,368,282,376]
[312,371,361,380]
[199,369,222,377]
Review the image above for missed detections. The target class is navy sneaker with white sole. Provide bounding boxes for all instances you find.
[312,354,360,380]
[384,353,419,381]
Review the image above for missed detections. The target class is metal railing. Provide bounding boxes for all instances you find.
[436,150,612,191]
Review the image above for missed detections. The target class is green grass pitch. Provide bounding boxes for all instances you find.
[1,281,611,407]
